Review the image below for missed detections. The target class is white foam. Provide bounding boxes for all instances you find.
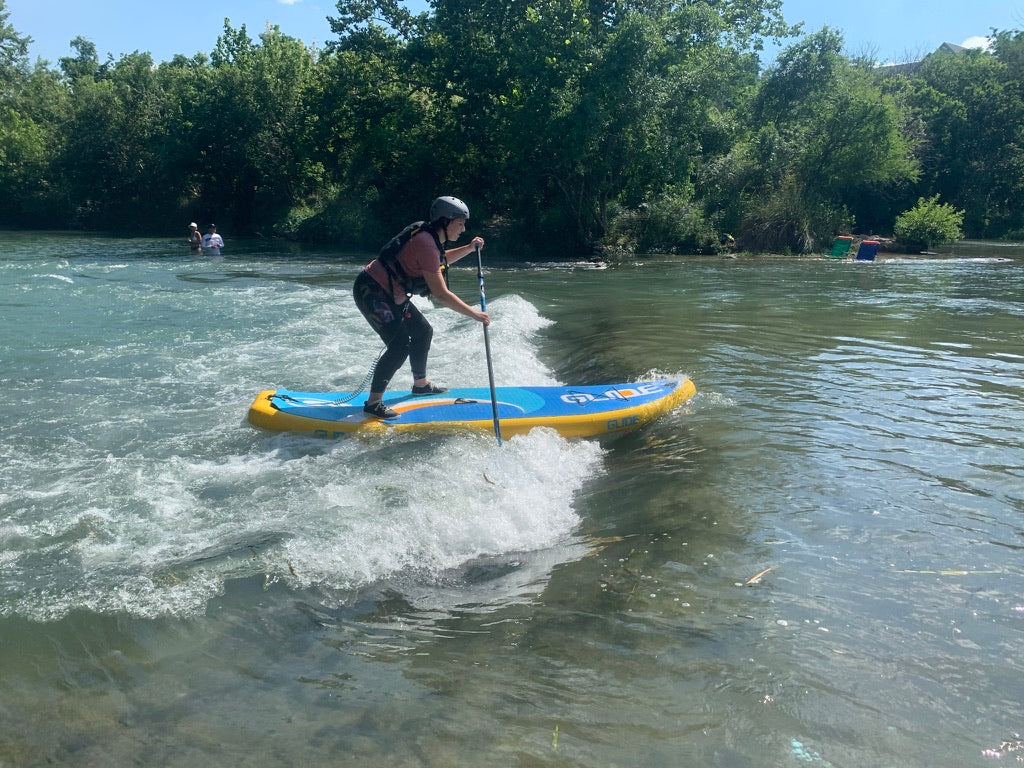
[278,429,604,592]
[1,278,606,621]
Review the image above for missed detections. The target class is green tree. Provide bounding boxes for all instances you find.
[435,0,793,254]
[0,0,32,218]
[154,53,215,224]
[0,104,47,222]
[715,29,918,252]
[325,0,795,255]
[904,42,1024,236]
[2,0,1016,254]
[52,50,175,228]
[58,36,100,81]
[990,29,1024,236]
[310,33,439,242]
[193,21,323,232]
[0,0,28,79]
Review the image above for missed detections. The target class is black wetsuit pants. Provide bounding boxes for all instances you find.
[353,271,433,393]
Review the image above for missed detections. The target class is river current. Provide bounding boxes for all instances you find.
[1,232,1022,767]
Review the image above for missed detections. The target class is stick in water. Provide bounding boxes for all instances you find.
[475,243,502,445]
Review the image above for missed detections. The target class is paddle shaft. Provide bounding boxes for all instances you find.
[475,243,502,445]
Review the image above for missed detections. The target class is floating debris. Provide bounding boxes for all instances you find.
[582,533,637,557]
[744,567,773,586]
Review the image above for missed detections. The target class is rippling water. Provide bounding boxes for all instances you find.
[1,233,1022,767]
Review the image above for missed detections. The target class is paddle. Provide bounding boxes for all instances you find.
[475,242,502,445]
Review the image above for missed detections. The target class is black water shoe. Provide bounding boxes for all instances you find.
[363,401,398,419]
[411,382,448,395]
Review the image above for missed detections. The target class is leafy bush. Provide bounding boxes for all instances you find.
[893,195,964,249]
[736,179,852,254]
[605,189,719,255]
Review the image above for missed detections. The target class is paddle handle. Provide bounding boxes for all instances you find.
[476,243,502,445]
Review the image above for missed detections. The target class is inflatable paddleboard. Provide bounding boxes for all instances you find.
[247,378,696,439]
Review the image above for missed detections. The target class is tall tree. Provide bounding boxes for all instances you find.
[58,36,100,82]
[325,0,794,255]
[714,29,918,251]
[0,0,28,207]
[906,38,1024,236]
[52,50,173,228]
[0,0,29,80]
[0,3,63,225]
[194,21,323,231]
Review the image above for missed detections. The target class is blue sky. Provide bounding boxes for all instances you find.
[6,0,1022,68]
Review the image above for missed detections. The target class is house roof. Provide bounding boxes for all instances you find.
[879,42,968,76]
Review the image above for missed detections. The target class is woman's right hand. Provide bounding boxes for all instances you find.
[475,310,491,326]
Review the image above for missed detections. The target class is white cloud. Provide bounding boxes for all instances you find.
[961,35,992,50]
[277,0,302,5]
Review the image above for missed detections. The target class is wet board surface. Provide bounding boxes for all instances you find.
[247,378,697,439]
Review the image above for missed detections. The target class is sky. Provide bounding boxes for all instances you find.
[5,0,1023,68]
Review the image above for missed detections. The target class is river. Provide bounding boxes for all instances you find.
[1,232,1022,767]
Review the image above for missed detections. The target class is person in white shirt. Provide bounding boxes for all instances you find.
[201,224,224,255]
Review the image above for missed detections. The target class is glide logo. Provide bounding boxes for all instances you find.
[559,383,661,406]
[606,415,640,430]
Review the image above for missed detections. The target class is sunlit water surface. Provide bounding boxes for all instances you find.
[1,233,1022,767]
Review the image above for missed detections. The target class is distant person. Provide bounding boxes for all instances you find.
[353,195,489,419]
[188,222,202,251]
[201,224,224,255]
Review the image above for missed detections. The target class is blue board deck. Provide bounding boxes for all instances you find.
[247,378,696,439]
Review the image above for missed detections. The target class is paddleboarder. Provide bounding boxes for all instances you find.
[353,196,490,419]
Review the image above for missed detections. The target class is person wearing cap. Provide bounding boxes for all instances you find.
[201,224,224,255]
[353,195,490,419]
[188,222,202,251]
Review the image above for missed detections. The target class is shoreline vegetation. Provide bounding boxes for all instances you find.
[7,229,1020,264]
[1,1,1022,260]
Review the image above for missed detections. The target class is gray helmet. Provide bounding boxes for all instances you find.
[429,196,470,223]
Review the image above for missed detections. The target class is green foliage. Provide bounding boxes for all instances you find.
[723,29,918,252]
[0,0,54,223]
[0,107,46,194]
[738,174,852,253]
[903,40,1024,237]
[0,0,1020,256]
[198,23,323,231]
[0,0,28,83]
[326,0,794,256]
[893,195,964,249]
[58,36,99,81]
[605,186,718,254]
